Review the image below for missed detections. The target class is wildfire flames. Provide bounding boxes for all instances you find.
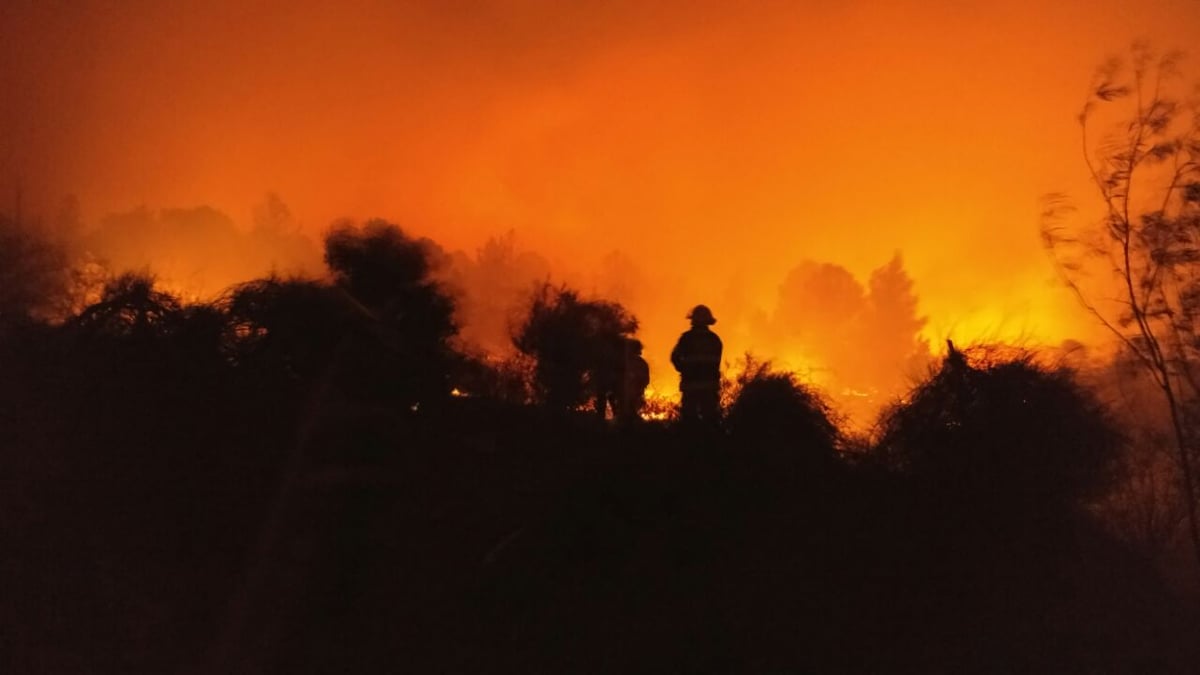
[4,1,1196,422]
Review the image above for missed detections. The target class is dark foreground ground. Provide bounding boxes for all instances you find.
[5,388,1198,674]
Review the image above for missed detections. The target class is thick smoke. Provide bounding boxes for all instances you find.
[49,194,932,422]
[767,254,931,395]
[78,195,324,299]
[6,0,1193,425]
[441,231,552,356]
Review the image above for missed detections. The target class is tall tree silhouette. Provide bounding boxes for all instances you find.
[862,253,931,389]
[1041,44,1200,570]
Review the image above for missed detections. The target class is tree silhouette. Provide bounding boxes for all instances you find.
[1041,44,1200,570]
[774,260,864,361]
[513,284,638,411]
[861,253,931,390]
[252,193,295,235]
[323,219,458,402]
[324,220,451,322]
[0,215,74,323]
[1,210,1196,672]
[771,255,930,406]
[250,193,324,276]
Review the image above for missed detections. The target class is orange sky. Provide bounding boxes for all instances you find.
[3,0,1199,412]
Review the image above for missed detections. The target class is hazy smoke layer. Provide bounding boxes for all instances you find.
[6,0,1195,418]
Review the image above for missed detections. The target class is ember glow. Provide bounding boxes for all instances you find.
[3,0,1198,421]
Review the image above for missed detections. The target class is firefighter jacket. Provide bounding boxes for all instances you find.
[670,327,722,391]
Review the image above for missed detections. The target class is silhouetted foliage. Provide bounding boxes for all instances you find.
[2,207,1196,674]
[1092,347,1191,557]
[1042,43,1200,572]
[323,219,458,402]
[323,219,455,338]
[449,350,535,404]
[226,276,355,381]
[726,357,839,470]
[70,271,182,338]
[875,344,1122,516]
[864,253,931,383]
[514,284,638,411]
[0,215,74,323]
[169,302,233,365]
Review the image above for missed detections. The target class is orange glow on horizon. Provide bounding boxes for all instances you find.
[3,0,1194,422]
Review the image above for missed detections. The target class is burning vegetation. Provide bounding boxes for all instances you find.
[3,3,1200,666]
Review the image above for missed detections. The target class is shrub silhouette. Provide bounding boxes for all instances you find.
[70,272,182,338]
[3,241,1195,674]
[226,276,358,383]
[874,343,1121,516]
[726,358,839,472]
[513,284,638,411]
[449,349,534,404]
[167,302,232,370]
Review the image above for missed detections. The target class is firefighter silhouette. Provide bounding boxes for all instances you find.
[595,336,650,425]
[615,338,650,425]
[670,304,722,424]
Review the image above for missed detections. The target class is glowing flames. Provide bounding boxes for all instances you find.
[5,0,1176,427]
[59,209,1101,430]
[639,409,672,422]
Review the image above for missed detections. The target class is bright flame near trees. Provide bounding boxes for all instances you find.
[3,0,1188,423]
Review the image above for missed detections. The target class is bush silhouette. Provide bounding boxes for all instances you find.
[226,276,354,382]
[874,344,1121,516]
[726,358,839,472]
[70,272,182,338]
[167,302,233,371]
[4,210,1195,673]
[449,349,534,404]
[513,284,638,411]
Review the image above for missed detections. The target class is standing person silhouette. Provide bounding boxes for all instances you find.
[615,337,650,426]
[670,305,723,425]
